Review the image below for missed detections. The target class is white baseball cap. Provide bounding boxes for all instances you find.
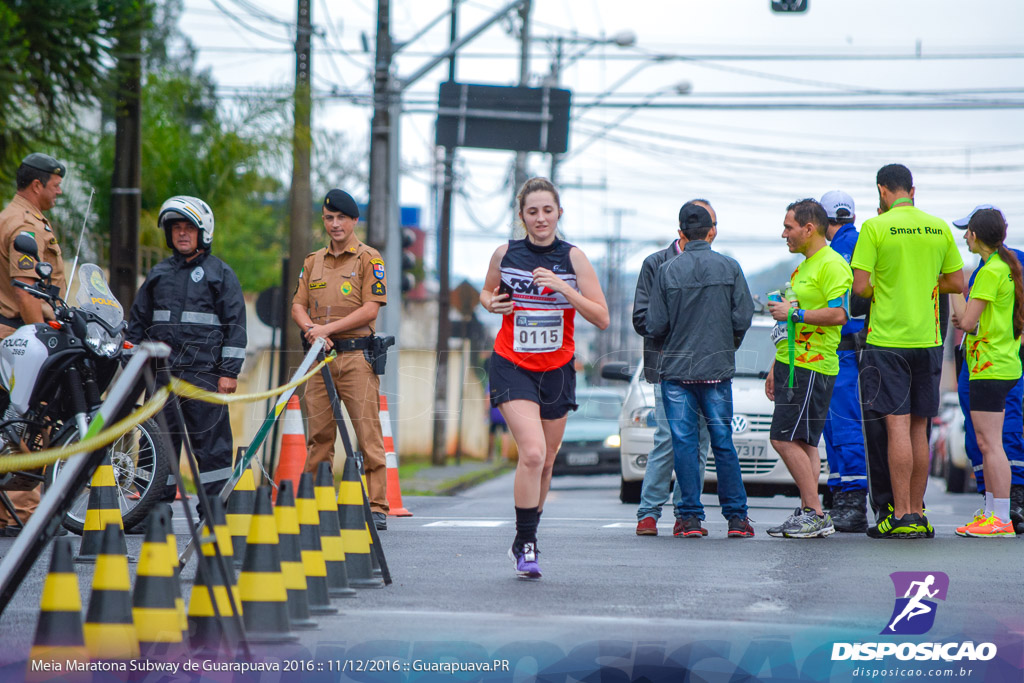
[952,204,1002,229]
[820,190,855,223]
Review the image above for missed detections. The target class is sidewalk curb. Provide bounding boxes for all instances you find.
[404,461,514,497]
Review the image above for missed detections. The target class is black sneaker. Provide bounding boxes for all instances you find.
[727,517,754,538]
[372,511,387,531]
[866,513,928,539]
[674,516,705,538]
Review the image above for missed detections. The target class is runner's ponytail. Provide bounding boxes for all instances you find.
[997,243,1024,339]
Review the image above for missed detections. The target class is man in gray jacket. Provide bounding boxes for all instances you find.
[632,199,712,537]
[647,202,755,538]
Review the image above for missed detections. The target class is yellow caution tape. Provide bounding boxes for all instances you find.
[0,352,336,474]
[168,352,335,404]
[0,387,170,473]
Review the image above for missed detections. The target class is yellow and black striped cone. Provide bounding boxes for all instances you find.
[360,466,384,580]
[75,452,127,563]
[226,465,257,568]
[159,503,190,647]
[315,462,358,597]
[238,485,298,643]
[337,456,382,588]
[133,506,187,659]
[84,523,139,660]
[274,479,318,628]
[188,497,244,655]
[296,473,340,614]
[28,537,87,675]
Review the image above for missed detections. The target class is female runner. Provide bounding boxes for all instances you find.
[481,177,609,578]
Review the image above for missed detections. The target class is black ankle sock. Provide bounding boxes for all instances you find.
[514,506,539,549]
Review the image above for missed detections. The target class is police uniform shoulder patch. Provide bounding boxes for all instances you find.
[17,254,34,270]
[371,281,385,296]
[340,281,353,296]
[370,257,385,280]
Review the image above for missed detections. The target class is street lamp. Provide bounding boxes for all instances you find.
[535,31,637,183]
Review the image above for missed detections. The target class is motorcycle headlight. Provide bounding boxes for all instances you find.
[84,322,123,358]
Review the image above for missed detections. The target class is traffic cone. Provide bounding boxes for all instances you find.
[75,452,127,562]
[336,456,382,588]
[274,479,318,628]
[296,473,340,614]
[380,396,412,517]
[226,465,257,568]
[314,462,357,598]
[84,523,139,660]
[273,396,307,503]
[28,537,87,675]
[188,496,243,655]
[238,486,298,643]
[133,506,186,659]
[161,503,189,646]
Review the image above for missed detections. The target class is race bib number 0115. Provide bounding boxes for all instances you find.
[513,309,564,353]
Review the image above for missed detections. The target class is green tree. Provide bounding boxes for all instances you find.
[0,1,143,180]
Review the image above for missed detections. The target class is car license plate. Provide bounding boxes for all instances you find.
[566,452,599,466]
[734,439,766,459]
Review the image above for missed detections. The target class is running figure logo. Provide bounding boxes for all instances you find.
[882,571,949,635]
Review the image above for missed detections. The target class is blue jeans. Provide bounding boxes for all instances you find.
[637,383,709,520]
[662,379,748,521]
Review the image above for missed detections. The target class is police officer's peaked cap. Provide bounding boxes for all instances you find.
[678,203,713,229]
[20,153,65,178]
[324,189,359,219]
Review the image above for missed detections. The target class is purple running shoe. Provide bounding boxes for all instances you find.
[508,542,541,579]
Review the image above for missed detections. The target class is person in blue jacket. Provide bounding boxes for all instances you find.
[951,204,1024,533]
[819,191,869,532]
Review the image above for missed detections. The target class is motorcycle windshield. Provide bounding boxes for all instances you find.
[72,264,124,328]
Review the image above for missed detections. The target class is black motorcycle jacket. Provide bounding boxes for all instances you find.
[126,251,247,377]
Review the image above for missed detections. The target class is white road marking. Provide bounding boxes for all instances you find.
[422,521,508,527]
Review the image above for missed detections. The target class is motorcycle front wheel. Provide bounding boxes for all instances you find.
[44,416,173,535]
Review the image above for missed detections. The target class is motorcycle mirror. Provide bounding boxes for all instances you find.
[35,261,53,280]
[13,233,38,259]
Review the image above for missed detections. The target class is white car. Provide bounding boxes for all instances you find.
[602,315,828,503]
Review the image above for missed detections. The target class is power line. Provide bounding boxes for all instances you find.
[208,0,292,44]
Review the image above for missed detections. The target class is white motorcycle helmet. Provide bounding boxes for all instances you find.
[158,196,215,252]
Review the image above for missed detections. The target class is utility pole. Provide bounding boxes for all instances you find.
[285,0,313,372]
[547,37,563,185]
[430,0,459,466]
[512,0,532,195]
[367,0,391,252]
[108,7,143,312]
[603,208,635,358]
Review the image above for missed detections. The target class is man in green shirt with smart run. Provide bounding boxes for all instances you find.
[851,164,964,539]
[765,198,853,538]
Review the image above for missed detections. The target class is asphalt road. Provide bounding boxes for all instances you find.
[1,472,1021,681]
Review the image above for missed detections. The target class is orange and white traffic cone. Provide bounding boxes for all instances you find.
[273,396,307,503]
[380,396,411,517]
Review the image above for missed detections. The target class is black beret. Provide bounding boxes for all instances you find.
[324,189,359,219]
[678,203,713,229]
[20,153,65,177]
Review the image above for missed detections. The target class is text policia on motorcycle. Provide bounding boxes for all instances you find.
[2,156,1022,567]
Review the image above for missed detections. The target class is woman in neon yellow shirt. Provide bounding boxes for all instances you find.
[951,208,1024,538]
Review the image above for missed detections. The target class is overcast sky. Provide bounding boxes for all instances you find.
[181,0,1024,282]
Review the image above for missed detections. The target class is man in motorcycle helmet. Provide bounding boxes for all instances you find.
[0,153,69,535]
[127,196,247,510]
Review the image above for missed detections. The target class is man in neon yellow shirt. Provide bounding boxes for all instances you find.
[765,198,852,538]
[850,164,964,539]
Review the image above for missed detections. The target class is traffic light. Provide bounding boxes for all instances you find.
[400,226,426,301]
[771,0,808,11]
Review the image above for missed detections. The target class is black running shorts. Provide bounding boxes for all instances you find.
[859,345,942,417]
[770,363,837,445]
[489,352,577,420]
[969,378,1017,413]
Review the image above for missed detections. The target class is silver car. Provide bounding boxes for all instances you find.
[603,316,828,503]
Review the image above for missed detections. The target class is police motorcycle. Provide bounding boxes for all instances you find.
[0,234,170,534]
